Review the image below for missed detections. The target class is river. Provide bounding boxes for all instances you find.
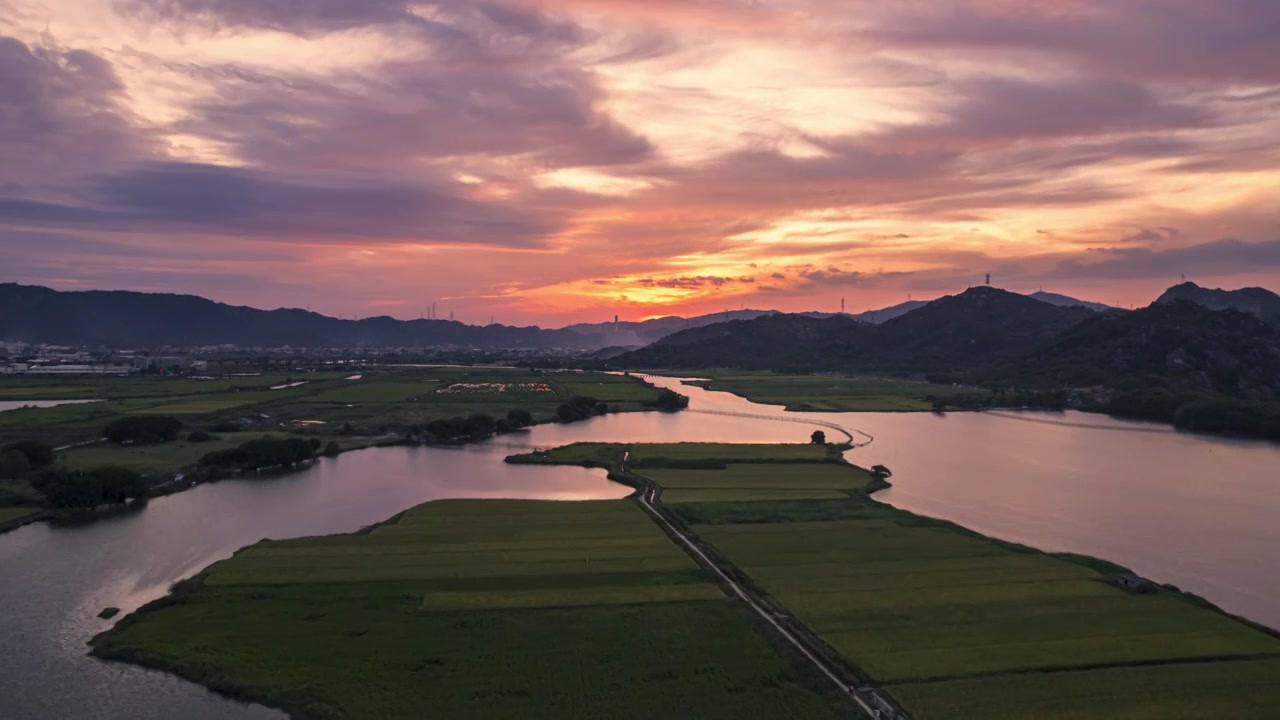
[0,399,101,413]
[1,376,1277,719]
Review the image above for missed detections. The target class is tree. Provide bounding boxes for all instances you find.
[465,413,496,437]
[33,466,146,508]
[187,430,214,443]
[556,396,602,424]
[308,437,322,452]
[323,441,342,457]
[507,409,534,429]
[810,430,827,445]
[0,449,31,480]
[104,416,183,445]
[92,467,148,505]
[646,389,690,412]
[6,440,54,468]
[201,437,317,471]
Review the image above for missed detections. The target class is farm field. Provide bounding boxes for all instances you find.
[642,463,870,491]
[2,369,665,506]
[92,499,842,720]
[60,432,298,474]
[629,442,830,463]
[686,372,978,412]
[0,507,40,524]
[701,518,1280,682]
[608,445,1280,719]
[891,658,1280,720]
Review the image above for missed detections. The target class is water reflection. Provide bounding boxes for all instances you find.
[1,376,1277,720]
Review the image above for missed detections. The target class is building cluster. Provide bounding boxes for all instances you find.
[0,343,209,376]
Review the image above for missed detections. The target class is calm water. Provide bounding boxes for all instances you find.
[0,399,101,413]
[0,376,1277,718]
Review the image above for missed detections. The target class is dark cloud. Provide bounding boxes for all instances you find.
[0,36,155,186]
[597,275,756,290]
[0,162,562,245]
[175,59,652,172]
[862,1,1280,83]
[1047,239,1280,281]
[121,0,587,63]
[884,77,1213,147]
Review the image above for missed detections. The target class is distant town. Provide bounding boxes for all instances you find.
[0,342,584,378]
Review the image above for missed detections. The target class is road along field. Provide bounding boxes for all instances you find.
[517,443,1280,720]
[92,499,846,720]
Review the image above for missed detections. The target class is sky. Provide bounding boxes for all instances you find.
[1,0,1278,326]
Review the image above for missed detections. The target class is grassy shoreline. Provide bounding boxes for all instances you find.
[91,497,842,720]
[2,369,671,530]
[508,443,1280,718]
[87,441,1279,719]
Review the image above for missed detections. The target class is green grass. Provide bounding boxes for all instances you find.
[93,499,841,720]
[2,370,667,501]
[687,372,979,412]
[554,379,662,404]
[891,658,1280,720]
[642,463,870,491]
[560,442,1280,720]
[130,399,266,415]
[630,443,829,463]
[0,507,40,524]
[662,488,852,503]
[506,443,627,469]
[698,517,1280,684]
[60,433,295,474]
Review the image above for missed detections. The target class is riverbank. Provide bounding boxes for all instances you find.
[0,507,47,534]
[90,496,846,720]
[1,369,674,530]
[511,443,1280,719]
[89,440,1280,719]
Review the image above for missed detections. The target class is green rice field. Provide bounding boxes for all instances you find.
[92,499,842,720]
[0,507,40,525]
[687,372,978,412]
[618,446,1280,720]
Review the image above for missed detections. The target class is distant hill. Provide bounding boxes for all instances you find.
[565,310,777,348]
[617,314,873,372]
[1028,291,1114,313]
[0,284,598,350]
[847,300,930,324]
[616,287,1093,374]
[1010,300,1280,399]
[872,287,1095,372]
[1156,282,1280,322]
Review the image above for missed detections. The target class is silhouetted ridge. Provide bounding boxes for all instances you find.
[0,284,596,349]
[1156,282,1280,322]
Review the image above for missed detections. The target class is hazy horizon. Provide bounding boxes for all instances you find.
[3,1,1279,324]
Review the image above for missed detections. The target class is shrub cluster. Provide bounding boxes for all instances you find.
[645,389,690,412]
[104,416,183,445]
[201,437,317,470]
[557,396,608,423]
[0,440,56,479]
[32,466,147,508]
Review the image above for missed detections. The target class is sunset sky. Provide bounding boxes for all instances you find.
[2,0,1278,326]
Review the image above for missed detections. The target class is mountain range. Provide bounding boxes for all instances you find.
[1156,282,1280,322]
[613,287,1099,374]
[0,283,1113,351]
[1,281,1272,355]
[0,284,597,350]
[610,284,1280,440]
